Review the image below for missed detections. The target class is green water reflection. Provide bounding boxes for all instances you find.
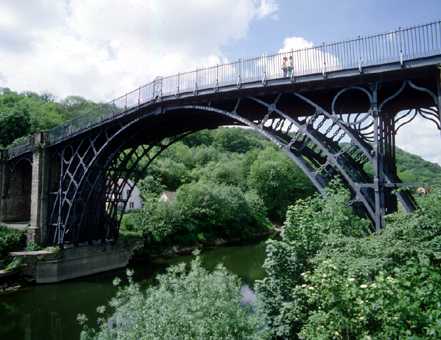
[0,241,267,340]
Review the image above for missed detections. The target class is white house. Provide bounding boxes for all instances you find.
[117,179,143,211]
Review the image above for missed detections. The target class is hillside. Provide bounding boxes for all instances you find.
[396,148,441,187]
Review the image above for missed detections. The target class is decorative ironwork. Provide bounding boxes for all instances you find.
[2,20,440,246]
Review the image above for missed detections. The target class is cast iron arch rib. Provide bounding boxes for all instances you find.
[51,103,337,245]
[48,76,441,245]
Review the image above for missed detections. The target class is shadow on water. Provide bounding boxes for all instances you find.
[0,240,268,340]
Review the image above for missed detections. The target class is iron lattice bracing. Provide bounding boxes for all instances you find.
[43,76,441,246]
[2,20,441,246]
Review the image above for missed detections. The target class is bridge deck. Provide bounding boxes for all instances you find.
[5,20,441,160]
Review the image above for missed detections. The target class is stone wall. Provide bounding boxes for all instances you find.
[0,160,32,222]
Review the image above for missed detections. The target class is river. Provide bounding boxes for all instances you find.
[0,241,267,340]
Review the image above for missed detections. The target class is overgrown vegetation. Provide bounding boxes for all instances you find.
[83,188,441,339]
[257,185,441,339]
[79,255,269,340]
[0,226,26,260]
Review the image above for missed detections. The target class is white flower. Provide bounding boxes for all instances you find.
[113,277,122,286]
[360,284,368,289]
[96,305,106,314]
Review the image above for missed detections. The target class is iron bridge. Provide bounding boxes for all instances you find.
[1,21,441,246]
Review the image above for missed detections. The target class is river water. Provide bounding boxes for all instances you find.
[0,241,267,340]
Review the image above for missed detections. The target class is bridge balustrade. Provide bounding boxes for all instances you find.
[38,21,441,146]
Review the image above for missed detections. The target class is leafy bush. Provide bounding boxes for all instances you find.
[248,147,314,221]
[0,226,26,259]
[80,256,269,340]
[176,180,270,240]
[132,180,270,247]
[257,185,441,339]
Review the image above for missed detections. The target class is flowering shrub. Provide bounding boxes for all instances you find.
[257,185,441,338]
[80,255,269,340]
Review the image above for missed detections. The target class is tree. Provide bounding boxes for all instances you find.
[248,147,314,221]
[176,180,269,240]
[0,107,31,146]
[213,127,264,153]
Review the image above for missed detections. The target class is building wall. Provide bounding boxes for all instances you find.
[118,179,143,211]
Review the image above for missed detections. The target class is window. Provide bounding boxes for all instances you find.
[129,202,135,209]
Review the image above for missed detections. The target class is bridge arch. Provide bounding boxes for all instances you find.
[46,77,440,246]
[51,101,336,245]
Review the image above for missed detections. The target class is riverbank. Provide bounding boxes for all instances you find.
[0,240,268,340]
[0,226,275,292]
[132,228,275,261]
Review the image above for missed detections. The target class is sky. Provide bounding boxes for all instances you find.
[0,0,440,164]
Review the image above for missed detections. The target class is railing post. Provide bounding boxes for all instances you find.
[398,26,404,67]
[215,65,219,92]
[322,42,327,77]
[358,57,363,73]
[262,54,267,85]
[194,69,198,95]
[176,73,180,96]
[138,87,141,105]
[237,58,242,88]
[125,94,128,110]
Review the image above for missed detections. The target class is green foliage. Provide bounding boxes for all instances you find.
[132,180,270,247]
[0,106,31,146]
[58,96,112,121]
[124,128,315,249]
[213,128,264,153]
[137,175,165,198]
[80,257,268,340]
[137,196,182,243]
[257,186,441,339]
[25,241,42,252]
[395,148,441,186]
[0,226,26,259]
[151,158,190,191]
[248,147,315,221]
[181,129,214,147]
[0,89,112,147]
[176,180,269,240]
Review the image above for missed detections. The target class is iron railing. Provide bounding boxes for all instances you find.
[15,20,441,148]
[6,136,34,160]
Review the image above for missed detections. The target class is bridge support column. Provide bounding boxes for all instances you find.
[28,132,50,245]
[372,87,385,231]
[372,84,401,231]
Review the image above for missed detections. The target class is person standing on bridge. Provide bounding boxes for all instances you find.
[288,55,294,77]
[282,56,288,77]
